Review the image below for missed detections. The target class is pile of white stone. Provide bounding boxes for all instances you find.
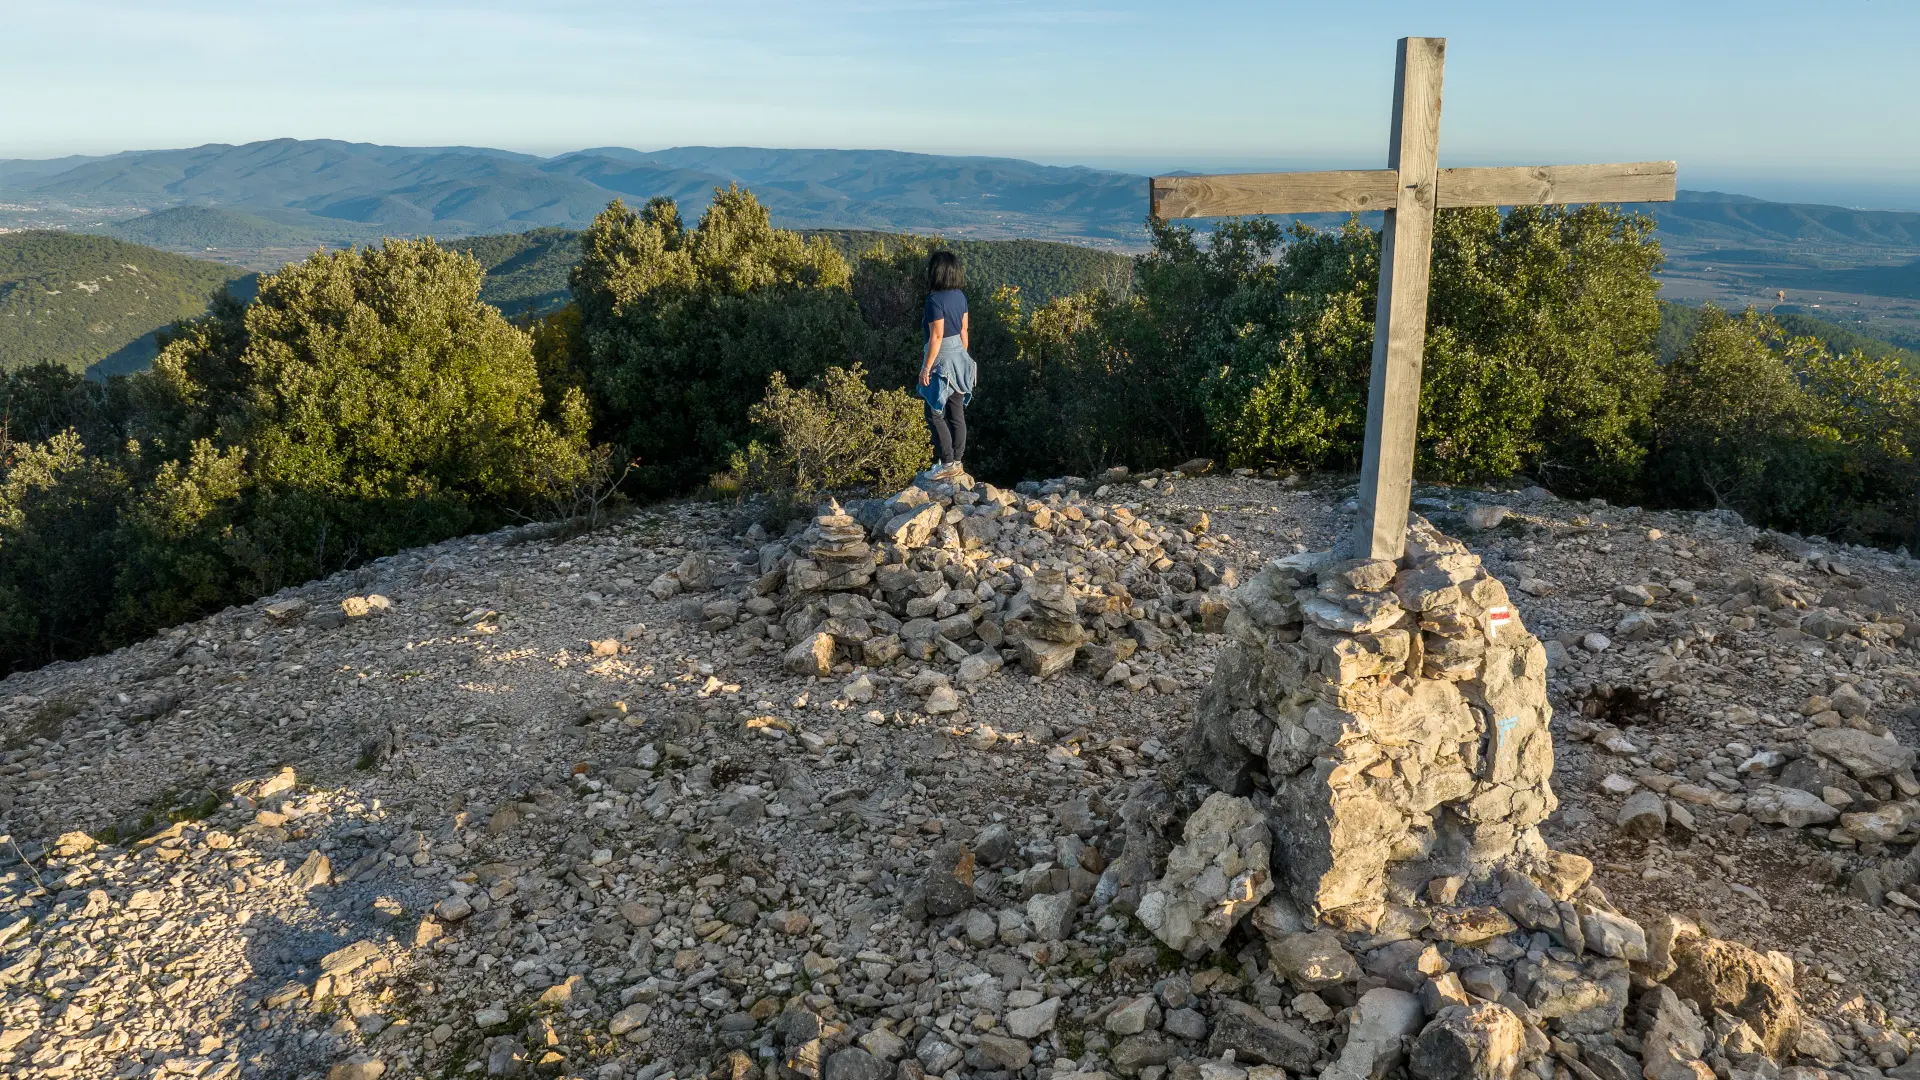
[648,471,1244,692]
[1130,517,1845,1080]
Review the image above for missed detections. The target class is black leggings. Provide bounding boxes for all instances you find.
[926,396,967,463]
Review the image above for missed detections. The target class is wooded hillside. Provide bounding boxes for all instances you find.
[0,232,245,375]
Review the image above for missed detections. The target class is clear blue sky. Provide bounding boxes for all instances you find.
[7,0,1918,206]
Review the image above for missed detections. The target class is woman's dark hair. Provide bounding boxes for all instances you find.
[927,250,964,291]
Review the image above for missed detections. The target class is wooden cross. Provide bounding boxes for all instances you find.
[1149,37,1676,562]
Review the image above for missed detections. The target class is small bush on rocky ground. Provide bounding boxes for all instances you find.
[729,364,931,498]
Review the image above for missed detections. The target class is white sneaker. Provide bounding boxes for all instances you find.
[932,461,962,480]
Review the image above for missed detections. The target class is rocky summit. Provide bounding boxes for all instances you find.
[0,467,1916,1080]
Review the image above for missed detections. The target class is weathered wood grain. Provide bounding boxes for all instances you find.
[1356,35,1445,563]
[1148,160,1677,220]
[1438,161,1676,207]
[1149,170,1398,218]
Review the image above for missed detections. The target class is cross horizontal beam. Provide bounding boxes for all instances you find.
[1149,160,1676,219]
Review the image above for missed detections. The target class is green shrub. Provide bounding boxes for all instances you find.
[1645,306,1920,545]
[572,190,867,493]
[1179,205,1663,488]
[0,237,592,672]
[734,365,931,495]
[0,431,134,663]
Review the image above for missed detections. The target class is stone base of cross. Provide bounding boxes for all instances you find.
[1150,37,1675,561]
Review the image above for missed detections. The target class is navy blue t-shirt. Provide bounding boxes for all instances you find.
[924,289,967,343]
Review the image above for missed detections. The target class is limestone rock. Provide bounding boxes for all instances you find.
[1808,728,1915,780]
[1364,939,1447,992]
[916,1034,963,1075]
[1110,1033,1173,1077]
[1580,909,1649,961]
[1420,972,1472,1016]
[1137,792,1272,957]
[674,551,714,592]
[1841,801,1916,842]
[1325,987,1425,1080]
[885,503,943,549]
[1269,930,1361,991]
[1745,785,1839,829]
[1206,999,1319,1071]
[290,850,332,889]
[825,1048,886,1080]
[1514,955,1629,1034]
[609,1002,651,1036]
[50,831,98,858]
[1639,986,1709,1080]
[1410,1002,1525,1080]
[1666,932,1800,1058]
[967,1035,1032,1072]
[956,650,1004,686]
[1018,637,1077,678]
[1466,505,1511,530]
[1007,567,1083,645]
[784,630,837,676]
[1005,997,1060,1039]
[916,841,976,918]
[1027,892,1077,941]
[1617,791,1667,838]
[1107,995,1161,1036]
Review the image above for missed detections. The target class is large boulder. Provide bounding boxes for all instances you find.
[1808,728,1915,780]
[1410,1001,1527,1080]
[1666,932,1800,1058]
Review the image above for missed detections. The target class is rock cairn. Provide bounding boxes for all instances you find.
[1005,568,1086,678]
[756,472,1237,694]
[791,503,876,594]
[1189,517,1558,927]
[1143,515,1847,1080]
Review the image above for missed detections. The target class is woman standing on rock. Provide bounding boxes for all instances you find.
[919,250,976,480]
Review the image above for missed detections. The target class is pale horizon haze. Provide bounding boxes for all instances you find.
[6,0,1919,208]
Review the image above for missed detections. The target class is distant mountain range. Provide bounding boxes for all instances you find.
[9,139,1920,375]
[0,139,1144,244]
[1648,190,1920,247]
[8,139,1920,254]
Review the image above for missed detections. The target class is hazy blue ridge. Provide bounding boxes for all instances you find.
[12,139,1920,253]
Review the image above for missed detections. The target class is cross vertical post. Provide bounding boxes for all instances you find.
[1355,36,1444,563]
[1147,38,1674,561]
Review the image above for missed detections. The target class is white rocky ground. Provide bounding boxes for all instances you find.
[0,469,1915,1080]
